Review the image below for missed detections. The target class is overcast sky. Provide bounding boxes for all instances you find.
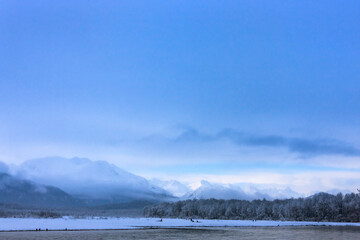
[1,0,359,193]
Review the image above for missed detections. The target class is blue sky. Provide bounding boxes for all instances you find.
[0,1,359,193]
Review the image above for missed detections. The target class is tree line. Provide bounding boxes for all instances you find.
[143,192,360,222]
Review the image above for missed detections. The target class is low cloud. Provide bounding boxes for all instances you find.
[173,128,360,158]
[172,170,360,195]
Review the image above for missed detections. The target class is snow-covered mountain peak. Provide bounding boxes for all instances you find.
[200,180,212,187]
[149,179,190,197]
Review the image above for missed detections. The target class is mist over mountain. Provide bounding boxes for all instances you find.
[228,183,304,199]
[149,179,191,197]
[323,189,353,196]
[182,180,254,200]
[0,172,83,208]
[0,162,8,174]
[181,180,272,201]
[148,178,303,201]
[14,157,175,204]
[0,157,350,211]
[173,181,303,201]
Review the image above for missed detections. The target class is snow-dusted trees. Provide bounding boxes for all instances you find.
[143,192,360,222]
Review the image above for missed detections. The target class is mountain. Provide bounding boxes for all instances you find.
[149,179,191,197]
[229,183,303,199]
[4,157,303,206]
[182,180,265,200]
[182,180,301,200]
[15,157,175,205]
[0,172,83,208]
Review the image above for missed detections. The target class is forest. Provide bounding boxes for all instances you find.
[144,192,360,222]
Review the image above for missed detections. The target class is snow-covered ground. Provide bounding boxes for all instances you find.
[0,217,360,231]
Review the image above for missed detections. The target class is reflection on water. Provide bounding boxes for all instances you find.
[1,226,360,240]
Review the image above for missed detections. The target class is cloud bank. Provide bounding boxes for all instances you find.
[174,128,360,158]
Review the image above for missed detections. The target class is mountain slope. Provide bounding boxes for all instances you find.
[0,173,83,208]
